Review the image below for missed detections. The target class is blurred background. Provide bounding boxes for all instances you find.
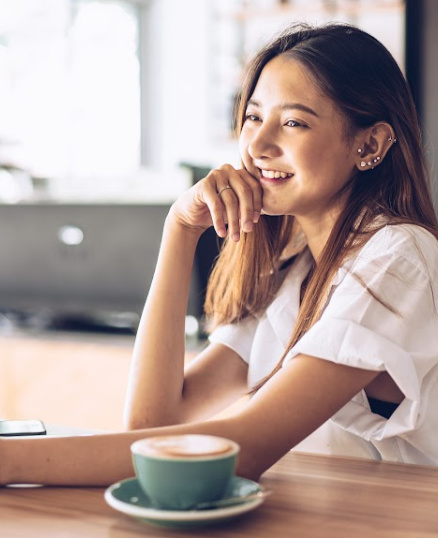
[0,0,436,338]
[0,0,413,197]
[0,0,437,430]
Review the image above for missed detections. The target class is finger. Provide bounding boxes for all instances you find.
[220,185,240,241]
[242,170,263,224]
[199,169,232,238]
[204,166,244,241]
[240,168,263,226]
[226,167,263,234]
[215,165,252,241]
[202,165,262,242]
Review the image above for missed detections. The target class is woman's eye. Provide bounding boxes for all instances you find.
[245,114,260,122]
[285,120,302,127]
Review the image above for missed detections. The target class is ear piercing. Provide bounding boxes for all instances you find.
[359,156,380,168]
[357,131,396,169]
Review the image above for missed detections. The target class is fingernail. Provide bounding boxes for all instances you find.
[253,211,260,223]
[243,221,253,233]
[217,227,226,237]
[232,232,240,242]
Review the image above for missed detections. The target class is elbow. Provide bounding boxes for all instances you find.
[123,408,181,431]
[123,415,159,431]
[123,412,141,431]
[123,396,139,430]
[124,417,141,431]
[123,401,151,431]
[123,406,148,431]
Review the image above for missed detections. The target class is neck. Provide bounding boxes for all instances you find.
[296,212,340,262]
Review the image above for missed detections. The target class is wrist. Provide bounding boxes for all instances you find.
[164,208,205,243]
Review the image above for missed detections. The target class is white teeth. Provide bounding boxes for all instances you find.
[261,169,291,179]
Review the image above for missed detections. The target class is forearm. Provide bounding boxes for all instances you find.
[3,355,375,487]
[124,213,202,429]
[1,418,264,486]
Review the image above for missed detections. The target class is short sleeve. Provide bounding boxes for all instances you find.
[209,315,259,364]
[284,226,438,439]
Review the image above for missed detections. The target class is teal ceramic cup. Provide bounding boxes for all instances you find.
[131,435,240,511]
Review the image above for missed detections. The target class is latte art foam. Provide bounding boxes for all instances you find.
[133,435,237,459]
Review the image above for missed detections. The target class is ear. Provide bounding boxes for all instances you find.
[355,122,397,171]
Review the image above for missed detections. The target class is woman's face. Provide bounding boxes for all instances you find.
[239,54,359,227]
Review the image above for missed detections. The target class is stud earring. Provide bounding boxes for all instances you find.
[388,136,397,143]
[357,148,362,153]
[360,161,366,167]
[372,157,380,164]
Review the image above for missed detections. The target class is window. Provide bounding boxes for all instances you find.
[0,0,140,197]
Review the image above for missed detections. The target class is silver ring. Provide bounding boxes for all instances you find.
[217,185,232,197]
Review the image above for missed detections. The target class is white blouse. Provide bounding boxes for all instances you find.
[209,224,438,465]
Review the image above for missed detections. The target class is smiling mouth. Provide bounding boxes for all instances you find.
[259,169,293,179]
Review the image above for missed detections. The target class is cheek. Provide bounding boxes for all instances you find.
[298,143,346,174]
[287,144,323,176]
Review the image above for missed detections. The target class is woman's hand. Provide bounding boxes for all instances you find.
[170,165,263,241]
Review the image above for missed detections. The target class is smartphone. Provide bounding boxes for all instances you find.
[0,419,47,437]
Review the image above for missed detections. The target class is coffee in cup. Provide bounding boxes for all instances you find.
[131,434,240,510]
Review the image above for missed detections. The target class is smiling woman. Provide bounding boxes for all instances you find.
[1,22,438,487]
[239,55,366,221]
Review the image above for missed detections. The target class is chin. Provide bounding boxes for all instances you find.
[260,200,290,217]
[261,209,287,217]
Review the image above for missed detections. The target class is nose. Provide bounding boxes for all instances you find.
[247,122,282,161]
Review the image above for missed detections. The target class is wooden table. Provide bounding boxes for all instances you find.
[1,451,438,537]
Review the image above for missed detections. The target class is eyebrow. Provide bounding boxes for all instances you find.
[247,98,319,117]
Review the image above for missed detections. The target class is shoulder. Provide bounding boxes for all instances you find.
[330,223,438,316]
[353,224,438,277]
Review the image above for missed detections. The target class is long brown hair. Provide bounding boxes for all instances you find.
[204,23,438,382]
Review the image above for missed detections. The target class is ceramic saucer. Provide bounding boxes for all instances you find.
[104,475,266,528]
